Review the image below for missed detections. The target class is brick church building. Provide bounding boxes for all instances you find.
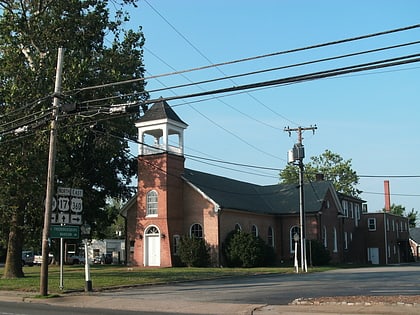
[122,100,408,267]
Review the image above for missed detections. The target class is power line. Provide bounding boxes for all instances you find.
[150,53,420,105]
[68,51,420,112]
[62,23,420,95]
[143,0,298,126]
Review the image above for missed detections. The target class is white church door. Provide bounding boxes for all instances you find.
[145,226,160,266]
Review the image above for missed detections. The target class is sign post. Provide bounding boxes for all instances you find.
[51,187,83,290]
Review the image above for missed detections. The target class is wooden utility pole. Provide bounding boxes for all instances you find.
[40,48,64,296]
[284,125,317,273]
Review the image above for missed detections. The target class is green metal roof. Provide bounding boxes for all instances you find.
[183,168,334,215]
[138,98,187,126]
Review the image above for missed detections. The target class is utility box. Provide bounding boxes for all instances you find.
[288,143,305,163]
[288,149,295,163]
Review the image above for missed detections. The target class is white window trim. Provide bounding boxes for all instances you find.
[333,227,338,253]
[146,190,158,217]
[368,218,377,231]
[252,225,258,237]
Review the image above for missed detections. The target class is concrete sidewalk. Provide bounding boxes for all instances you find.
[1,290,419,315]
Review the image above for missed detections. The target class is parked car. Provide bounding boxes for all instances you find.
[67,255,85,265]
[93,255,102,264]
[93,253,112,264]
[33,253,54,266]
[22,251,34,266]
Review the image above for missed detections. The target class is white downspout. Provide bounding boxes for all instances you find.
[384,213,388,265]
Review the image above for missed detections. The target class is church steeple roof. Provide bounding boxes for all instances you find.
[139,98,187,126]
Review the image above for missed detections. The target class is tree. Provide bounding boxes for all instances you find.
[0,0,146,278]
[100,199,126,239]
[384,203,405,216]
[280,149,360,197]
[407,208,418,228]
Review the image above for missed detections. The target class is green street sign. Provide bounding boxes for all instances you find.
[50,225,79,239]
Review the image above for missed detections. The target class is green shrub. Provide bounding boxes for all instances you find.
[178,236,210,267]
[308,239,331,266]
[223,230,271,267]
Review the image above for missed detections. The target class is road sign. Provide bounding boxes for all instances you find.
[50,225,79,239]
[51,212,57,224]
[71,188,83,198]
[58,196,70,211]
[57,213,70,224]
[52,197,57,211]
[57,187,71,196]
[70,197,83,212]
[70,214,82,225]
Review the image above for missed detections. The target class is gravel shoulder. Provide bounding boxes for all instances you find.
[292,295,420,306]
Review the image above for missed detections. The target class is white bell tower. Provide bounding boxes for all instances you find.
[135,99,188,156]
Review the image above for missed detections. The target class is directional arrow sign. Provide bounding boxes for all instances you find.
[58,213,70,224]
[70,214,82,225]
[51,212,58,224]
[50,225,79,239]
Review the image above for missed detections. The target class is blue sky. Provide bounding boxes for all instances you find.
[125,1,420,215]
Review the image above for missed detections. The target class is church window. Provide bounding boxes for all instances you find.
[267,226,274,247]
[252,225,258,237]
[190,223,203,239]
[146,190,158,216]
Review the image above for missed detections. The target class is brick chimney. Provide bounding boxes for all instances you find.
[384,180,391,212]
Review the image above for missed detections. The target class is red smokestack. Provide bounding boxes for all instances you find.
[384,180,391,212]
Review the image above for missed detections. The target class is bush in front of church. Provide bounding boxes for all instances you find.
[178,236,211,267]
[223,230,271,267]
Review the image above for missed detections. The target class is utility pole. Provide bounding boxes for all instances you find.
[285,125,317,273]
[40,48,64,296]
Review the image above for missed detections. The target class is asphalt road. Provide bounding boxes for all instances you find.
[1,265,419,315]
[100,265,420,305]
[0,300,183,315]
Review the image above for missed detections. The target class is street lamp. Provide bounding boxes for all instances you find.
[80,222,92,292]
[293,233,299,273]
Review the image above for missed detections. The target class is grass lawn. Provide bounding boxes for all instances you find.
[0,264,333,294]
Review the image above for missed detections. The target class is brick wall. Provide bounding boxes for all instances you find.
[133,153,185,267]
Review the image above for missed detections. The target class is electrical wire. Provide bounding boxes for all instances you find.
[62,23,420,96]
[142,0,298,127]
[3,53,419,142]
[73,41,420,107]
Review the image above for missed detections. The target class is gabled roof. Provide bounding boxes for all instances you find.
[182,168,338,215]
[409,228,420,243]
[138,98,187,126]
[120,194,137,218]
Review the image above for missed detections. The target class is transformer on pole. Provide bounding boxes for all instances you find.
[284,125,317,273]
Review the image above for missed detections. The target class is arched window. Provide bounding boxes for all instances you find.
[290,226,300,253]
[322,226,327,248]
[267,226,274,247]
[234,223,242,232]
[146,190,158,216]
[145,226,159,235]
[251,225,258,237]
[190,223,203,238]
